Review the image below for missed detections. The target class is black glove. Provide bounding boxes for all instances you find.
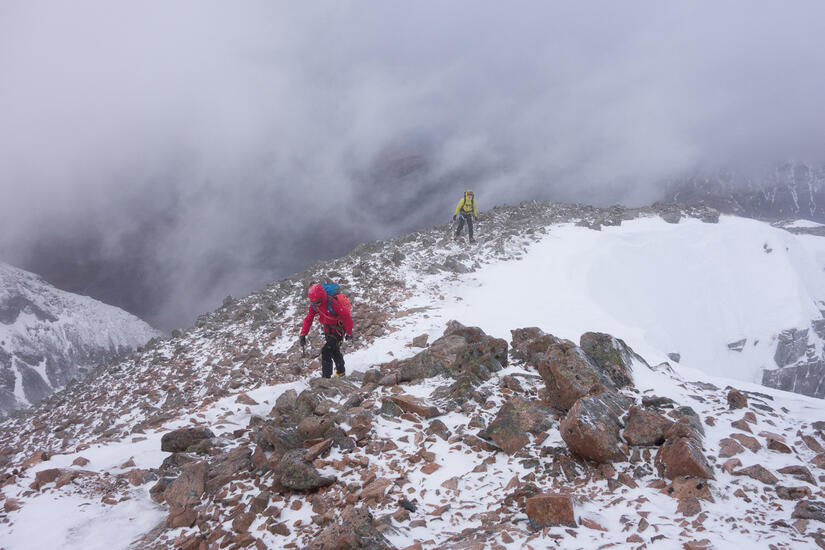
[452,215,457,221]
[345,334,353,341]
[299,335,306,347]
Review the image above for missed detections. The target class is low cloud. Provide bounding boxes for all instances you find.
[1,1,824,329]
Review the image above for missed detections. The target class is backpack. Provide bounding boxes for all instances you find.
[317,283,352,315]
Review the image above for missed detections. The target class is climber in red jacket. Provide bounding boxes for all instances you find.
[299,283,353,378]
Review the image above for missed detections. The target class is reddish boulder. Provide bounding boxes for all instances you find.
[537,340,612,411]
[165,461,207,528]
[22,450,49,469]
[776,486,812,500]
[732,464,779,485]
[730,433,761,453]
[510,327,562,365]
[161,427,215,453]
[579,331,639,388]
[718,438,745,458]
[792,500,825,522]
[726,389,748,409]
[560,392,628,463]
[525,493,576,529]
[778,465,816,485]
[30,468,61,490]
[303,506,394,550]
[386,395,442,419]
[623,406,672,446]
[487,396,553,455]
[655,437,714,480]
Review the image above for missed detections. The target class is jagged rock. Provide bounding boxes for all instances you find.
[165,461,207,528]
[727,339,747,352]
[662,476,714,502]
[579,332,640,388]
[763,361,825,399]
[385,395,441,419]
[411,334,428,348]
[560,391,629,463]
[302,506,395,550]
[254,424,303,460]
[510,327,561,365]
[525,493,576,529]
[776,486,812,500]
[655,437,714,480]
[426,419,451,441]
[160,427,215,453]
[775,328,810,367]
[792,500,825,522]
[668,407,705,438]
[431,372,484,405]
[622,406,673,446]
[727,389,748,409]
[206,446,252,493]
[718,438,745,458]
[537,340,612,411]
[487,396,554,455]
[730,433,761,452]
[732,464,779,485]
[274,449,336,492]
[309,377,359,398]
[667,353,681,363]
[778,465,816,485]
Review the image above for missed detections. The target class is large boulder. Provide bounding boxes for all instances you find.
[274,449,336,492]
[161,427,215,453]
[378,321,507,384]
[579,332,642,388]
[510,327,562,365]
[655,437,714,480]
[302,506,396,550]
[560,391,630,463]
[623,406,673,446]
[538,341,612,411]
[487,396,554,455]
[525,493,576,529]
[165,461,207,528]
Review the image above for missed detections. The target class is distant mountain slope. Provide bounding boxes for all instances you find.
[664,162,825,222]
[0,262,159,414]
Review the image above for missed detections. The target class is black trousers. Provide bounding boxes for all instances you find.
[455,214,474,238]
[321,330,345,378]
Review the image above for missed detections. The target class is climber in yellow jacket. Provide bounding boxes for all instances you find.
[453,189,478,242]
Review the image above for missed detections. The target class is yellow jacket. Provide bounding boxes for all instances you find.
[454,193,478,217]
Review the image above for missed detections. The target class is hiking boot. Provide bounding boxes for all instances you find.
[334,372,346,378]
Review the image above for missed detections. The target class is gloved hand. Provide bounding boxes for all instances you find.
[299,335,307,347]
[473,215,478,221]
[345,334,353,341]
[452,215,457,221]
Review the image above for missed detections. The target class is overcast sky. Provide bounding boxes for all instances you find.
[1,1,824,330]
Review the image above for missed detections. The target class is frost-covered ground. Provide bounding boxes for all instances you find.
[4,208,825,549]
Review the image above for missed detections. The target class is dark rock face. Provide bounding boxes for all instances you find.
[560,392,629,463]
[164,461,207,528]
[161,427,215,453]
[774,328,810,367]
[763,361,825,398]
[792,500,825,522]
[510,327,561,365]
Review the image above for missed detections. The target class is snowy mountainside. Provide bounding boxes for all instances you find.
[4,202,825,548]
[665,162,825,223]
[0,261,159,415]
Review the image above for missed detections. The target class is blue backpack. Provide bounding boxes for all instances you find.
[314,283,351,316]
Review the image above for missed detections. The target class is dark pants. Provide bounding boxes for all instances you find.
[455,214,474,238]
[321,330,345,378]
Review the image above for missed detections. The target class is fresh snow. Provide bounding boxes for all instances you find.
[4,211,825,548]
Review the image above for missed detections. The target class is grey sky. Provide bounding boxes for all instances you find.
[1,1,824,329]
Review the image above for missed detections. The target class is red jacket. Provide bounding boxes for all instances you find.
[300,294,353,337]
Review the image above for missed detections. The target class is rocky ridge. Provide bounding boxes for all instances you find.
[4,201,825,548]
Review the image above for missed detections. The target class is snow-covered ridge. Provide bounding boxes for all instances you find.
[4,201,825,548]
[0,261,159,414]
